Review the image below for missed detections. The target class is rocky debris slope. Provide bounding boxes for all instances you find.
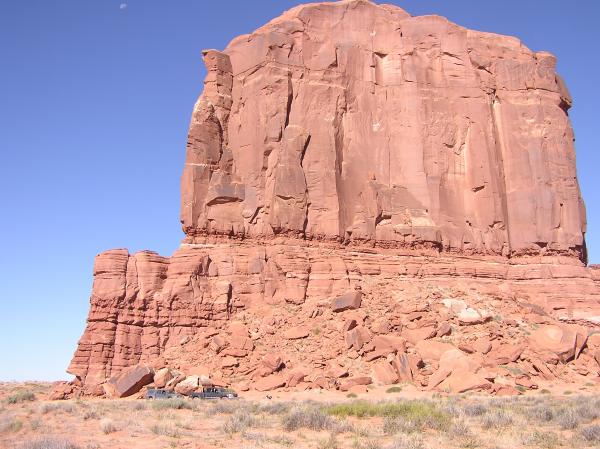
[63,0,598,399]
[64,242,600,398]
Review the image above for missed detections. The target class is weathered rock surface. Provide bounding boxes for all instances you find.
[67,0,599,397]
[181,0,586,261]
[103,365,154,398]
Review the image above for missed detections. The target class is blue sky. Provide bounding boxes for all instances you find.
[1,1,598,381]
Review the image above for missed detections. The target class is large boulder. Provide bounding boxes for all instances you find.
[402,327,436,345]
[153,367,174,389]
[339,376,373,392]
[332,291,362,312]
[529,324,588,363]
[174,375,200,395]
[103,365,154,398]
[284,326,310,340]
[415,340,455,361]
[346,325,372,350]
[254,374,286,391]
[373,361,399,385]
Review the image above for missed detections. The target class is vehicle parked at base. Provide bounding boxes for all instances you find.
[190,386,238,399]
[145,388,182,399]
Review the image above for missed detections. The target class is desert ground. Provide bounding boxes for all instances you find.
[2,382,600,449]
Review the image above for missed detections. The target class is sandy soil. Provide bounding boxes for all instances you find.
[1,382,600,449]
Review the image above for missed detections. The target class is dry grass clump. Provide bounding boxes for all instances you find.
[331,400,449,433]
[82,409,99,420]
[39,402,76,414]
[222,409,258,435]
[99,418,117,434]
[523,430,561,449]
[0,414,23,433]
[580,424,600,444]
[386,434,424,449]
[460,403,487,417]
[205,399,239,415]
[6,391,36,404]
[258,401,292,415]
[480,409,513,429]
[150,398,194,410]
[15,437,80,449]
[242,431,294,446]
[317,433,339,449]
[150,423,182,438]
[282,405,337,432]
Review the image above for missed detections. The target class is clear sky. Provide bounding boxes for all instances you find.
[1,0,598,381]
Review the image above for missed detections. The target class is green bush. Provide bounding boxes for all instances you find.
[386,387,403,393]
[326,400,449,432]
[6,391,36,404]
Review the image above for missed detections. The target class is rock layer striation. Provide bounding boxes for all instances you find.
[68,1,598,396]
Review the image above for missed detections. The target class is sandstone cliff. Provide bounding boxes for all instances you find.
[181,0,586,260]
[67,1,599,397]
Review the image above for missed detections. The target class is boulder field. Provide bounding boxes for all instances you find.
[58,0,599,399]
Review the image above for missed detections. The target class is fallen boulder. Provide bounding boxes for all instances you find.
[104,365,154,398]
[255,374,286,391]
[373,361,399,385]
[332,291,362,312]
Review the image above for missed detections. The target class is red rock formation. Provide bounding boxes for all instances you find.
[181,0,586,260]
[68,0,599,396]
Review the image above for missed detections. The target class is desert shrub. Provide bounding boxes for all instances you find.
[580,424,600,443]
[6,391,36,404]
[282,406,336,432]
[530,403,554,422]
[448,419,472,438]
[150,398,194,410]
[0,417,23,432]
[269,434,294,446]
[328,400,449,432]
[557,408,580,430]
[354,439,383,449]
[205,400,238,415]
[347,393,358,398]
[30,418,42,430]
[382,416,420,435]
[461,403,487,417]
[39,402,76,414]
[99,418,117,434]
[574,399,599,421]
[130,401,146,411]
[317,433,339,449]
[387,434,424,449]
[150,423,181,438]
[82,409,99,420]
[258,401,292,415]
[15,437,80,449]
[480,410,513,429]
[222,409,257,435]
[386,387,403,394]
[521,430,561,449]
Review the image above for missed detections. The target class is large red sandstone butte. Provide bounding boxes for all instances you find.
[67,0,599,397]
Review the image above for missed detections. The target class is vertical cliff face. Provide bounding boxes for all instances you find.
[68,1,598,394]
[181,0,586,260]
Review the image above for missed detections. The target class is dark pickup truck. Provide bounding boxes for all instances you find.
[190,386,238,399]
[145,388,182,399]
